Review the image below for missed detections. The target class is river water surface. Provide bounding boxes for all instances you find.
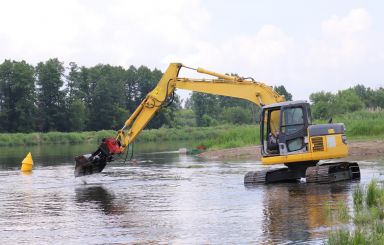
[0,143,383,244]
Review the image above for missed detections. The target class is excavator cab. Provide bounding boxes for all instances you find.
[248,100,361,184]
[261,101,311,157]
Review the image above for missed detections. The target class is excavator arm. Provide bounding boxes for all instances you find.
[116,63,284,152]
[74,63,284,177]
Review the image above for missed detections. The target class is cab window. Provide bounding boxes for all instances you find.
[262,109,281,139]
[281,107,304,135]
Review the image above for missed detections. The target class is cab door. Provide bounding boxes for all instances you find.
[260,107,281,156]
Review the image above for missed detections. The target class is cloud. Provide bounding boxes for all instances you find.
[322,8,372,37]
[0,0,211,67]
[0,2,382,101]
[309,8,372,68]
[0,0,94,62]
[166,24,294,81]
[167,8,380,100]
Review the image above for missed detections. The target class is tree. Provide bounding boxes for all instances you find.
[124,65,139,113]
[310,89,364,119]
[0,60,35,132]
[65,62,89,131]
[218,96,260,123]
[309,91,334,119]
[221,106,252,124]
[372,87,384,108]
[190,92,220,126]
[274,85,293,101]
[174,109,196,127]
[35,58,67,131]
[333,89,364,114]
[66,99,87,131]
[87,64,128,130]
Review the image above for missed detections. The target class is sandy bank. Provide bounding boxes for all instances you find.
[198,141,384,162]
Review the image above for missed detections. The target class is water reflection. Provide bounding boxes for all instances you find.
[260,182,352,243]
[75,185,125,215]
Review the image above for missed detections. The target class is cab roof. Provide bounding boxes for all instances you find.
[262,100,308,109]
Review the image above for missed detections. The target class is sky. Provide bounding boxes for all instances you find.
[0,0,383,101]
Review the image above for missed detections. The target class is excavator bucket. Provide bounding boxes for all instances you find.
[74,138,121,177]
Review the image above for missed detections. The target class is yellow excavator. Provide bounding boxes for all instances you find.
[75,63,360,184]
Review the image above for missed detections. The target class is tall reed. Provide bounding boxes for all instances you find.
[327,179,384,244]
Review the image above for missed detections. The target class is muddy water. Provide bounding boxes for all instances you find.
[0,143,383,244]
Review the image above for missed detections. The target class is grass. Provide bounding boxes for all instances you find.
[333,110,384,140]
[327,179,384,245]
[0,125,239,146]
[197,125,260,150]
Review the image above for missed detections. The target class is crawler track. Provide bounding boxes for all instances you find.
[305,162,360,183]
[244,162,360,185]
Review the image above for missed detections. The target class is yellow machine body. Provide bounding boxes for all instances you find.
[262,134,348,165]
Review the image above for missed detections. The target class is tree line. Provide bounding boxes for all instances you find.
[0,59,295,133]
[0,59,180,133]
[0,58,382,133]
[310,85,384,120]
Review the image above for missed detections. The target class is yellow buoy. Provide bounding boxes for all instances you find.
[21,152,33,172]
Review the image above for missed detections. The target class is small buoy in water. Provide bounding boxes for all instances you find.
[21,152,33,172]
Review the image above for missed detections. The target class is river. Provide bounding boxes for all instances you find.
[0,142,382,244]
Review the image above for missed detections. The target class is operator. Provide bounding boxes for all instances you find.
[268,130,280,153]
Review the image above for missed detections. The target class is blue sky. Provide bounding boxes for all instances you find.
[0,0,383,101]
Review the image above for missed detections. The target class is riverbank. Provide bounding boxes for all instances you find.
[198,140,384,161]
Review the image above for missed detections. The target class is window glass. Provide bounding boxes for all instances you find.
[281,107,304,135]
[287,138,304,151]
[307,106,312,124]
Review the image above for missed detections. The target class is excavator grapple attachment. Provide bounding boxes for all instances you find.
[74,154,108,177]
[74,138,122,177]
